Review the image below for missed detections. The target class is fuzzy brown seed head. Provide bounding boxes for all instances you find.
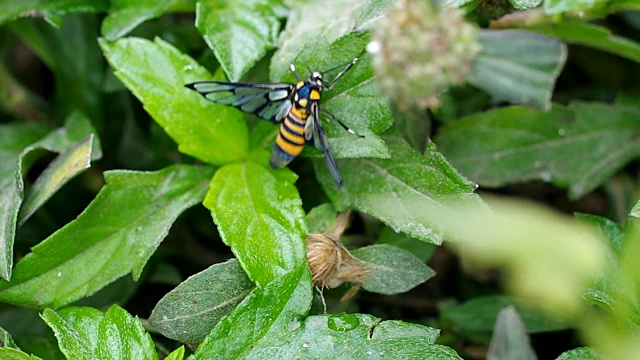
[306,212,369,289]
[370,0,482,110]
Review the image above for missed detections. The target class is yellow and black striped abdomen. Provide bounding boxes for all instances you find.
[270,105,308,169]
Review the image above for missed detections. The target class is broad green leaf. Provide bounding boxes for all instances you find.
[298,32,392,160]
[41,305,157,360]
[149,259,254,346]
[555,347,606,360]
[529,22,640,64]
[487,306,537,360]
[0,348,42,360]
[269,2,394,161]
[468,30,567,110]
[271,0,395,80]
[102,0,194,40]
[0,0,108,25]
[544,0,605,14]
[352,244,435,295]
[435,103,640,199]
[0,165,214,309]
[204,162,307,286]
[442,295,571,344]
[201,309,460,359]
[193,265,313,359]
[379,227,436,262]
[316,135,481,245]
[18,135,94,225]
[196,0,284,81]
[99,37,249,165]
[0,112,99,281]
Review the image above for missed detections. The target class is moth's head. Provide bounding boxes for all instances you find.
[308,71,323,87]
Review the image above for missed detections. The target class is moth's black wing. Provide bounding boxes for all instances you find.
[186,81,294,123]
[309,102,343,187]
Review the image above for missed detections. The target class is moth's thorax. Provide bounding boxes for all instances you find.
[293,81,321,115]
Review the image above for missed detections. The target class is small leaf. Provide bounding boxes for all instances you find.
[435,103,640,199]
[530,22,640,64]
[0,165,214,309]
[99,36,249,166]
[352,244,435,295]
[442,295,572,344]
[555,347,606,360]
[487,306,537,360]
[196,0,284,81]
[316,135,481,245]
[306,203,338,234]
[102,0,194,40]
[41,305,157,360]
[165,346,185,360]
[468,30,567,110]
[149,259,254,346]
[193,265,313,359]
[0,0,108,25]
[204,162,307,286]
[18,135,94,225]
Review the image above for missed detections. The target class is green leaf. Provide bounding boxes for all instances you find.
[18,135,94,225]
[316,135,481,245]
[271,0,395,81]
[555,347,606,360]
[301,33,392,160]
[193,265,313,359]
[196,0,284,81]
[442,295,571,344]
[306,203,338,234]
[0,0,108,25]
[487,306,537,360]
[0,348,42,360]
[0,326,18,349]
[99,36,249,165]
[379,227,436,262]
[200,309,461,359]
[203,162,307,286]
[352,244,435,295]
[165,347,185,360]
[435,103,640,199]
[529,22,640,64]
[102,0,194,40]
[468,30,567,110]
[149,259,254,346]
[0,112,100,281]
[509,0,542,9]
[0,123,50,281]
[41,305,157,360]
[0,165,214,309]
[544,0,605,14]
